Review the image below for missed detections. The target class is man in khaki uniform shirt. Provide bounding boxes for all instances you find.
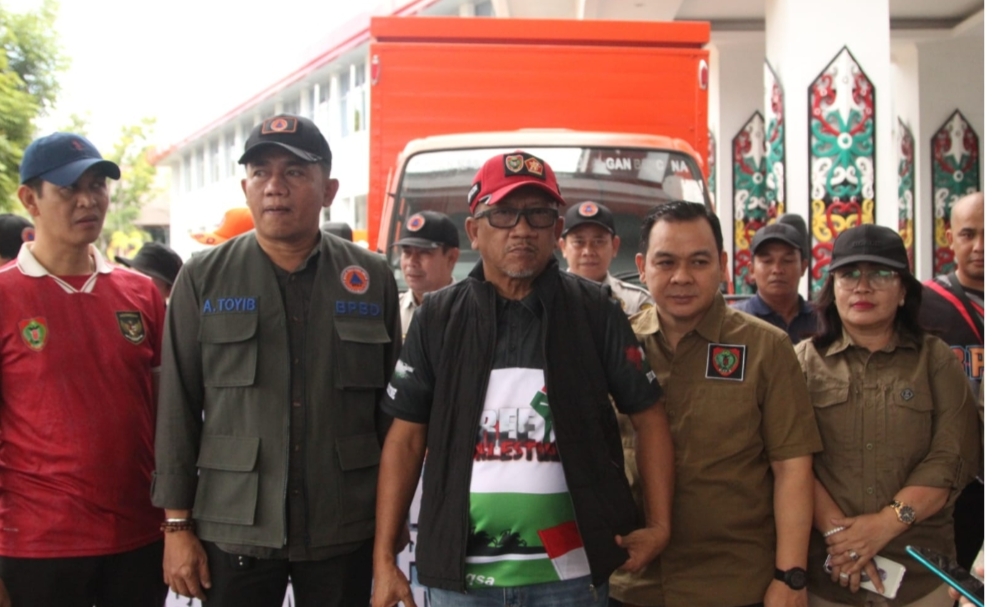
[559,201,653,316]
[393,210,459,338]
[611,201,823,607]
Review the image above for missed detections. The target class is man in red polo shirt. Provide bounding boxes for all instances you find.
[0,133,167,606]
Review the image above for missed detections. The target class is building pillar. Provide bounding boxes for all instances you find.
[765,0,893,295]
[707,33,765,293]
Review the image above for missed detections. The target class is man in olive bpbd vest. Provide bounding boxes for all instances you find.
[152,114,401,607]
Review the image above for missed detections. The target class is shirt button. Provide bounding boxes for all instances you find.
[294,443,301,452]
[294,358,300,365]
[292,400,302,408]
[291,489,300,496]
[866,486,874,495]
[866,443,873,450]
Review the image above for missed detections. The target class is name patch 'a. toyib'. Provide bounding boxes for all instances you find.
[705,343,747,381]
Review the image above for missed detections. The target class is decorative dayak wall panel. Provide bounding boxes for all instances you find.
[764,60,786,218]
[732,111,768,294]
[931,110,980,275]
[708,130,716,205]
[897,118,915,272]
[808,47,875,294]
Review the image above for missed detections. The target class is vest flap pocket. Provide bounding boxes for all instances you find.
[336,433,381,471]
[197,435,260,472]
[333,320,390,389]
[334,320,391,345]
[199,313,259,344]
[200,314,258,387]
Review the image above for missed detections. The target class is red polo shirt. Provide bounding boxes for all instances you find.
[0,244,164,557]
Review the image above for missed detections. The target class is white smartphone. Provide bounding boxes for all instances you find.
[824,554,906,599]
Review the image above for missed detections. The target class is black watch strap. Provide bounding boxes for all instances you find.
[774,567,808,590]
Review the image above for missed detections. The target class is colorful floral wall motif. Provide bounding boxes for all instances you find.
[708,130,716,205]
[897,118,915,273]
[808,47,875,294]
[931,110,980,276]
[732,111,768,294]
[764,60,786,218]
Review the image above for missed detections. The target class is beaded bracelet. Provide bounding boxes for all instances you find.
[160,518,196,533]
[823,526,846,538]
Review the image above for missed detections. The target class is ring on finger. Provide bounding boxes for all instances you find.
[840,572,850,580]
[848,550,859,562]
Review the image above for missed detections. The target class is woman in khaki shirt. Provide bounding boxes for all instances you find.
[795,225,980,607]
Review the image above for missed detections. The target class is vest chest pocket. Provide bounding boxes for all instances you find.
[199,313,259,387]
[333,319,391,389]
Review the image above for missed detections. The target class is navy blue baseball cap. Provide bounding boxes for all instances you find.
[19,133,121,187]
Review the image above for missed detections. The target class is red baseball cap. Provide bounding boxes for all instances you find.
[467,151,566,214]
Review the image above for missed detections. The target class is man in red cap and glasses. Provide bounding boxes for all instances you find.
[372,151,674,607]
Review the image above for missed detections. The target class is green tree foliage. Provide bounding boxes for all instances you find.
[0,0,66,210]
[102,117,160,245]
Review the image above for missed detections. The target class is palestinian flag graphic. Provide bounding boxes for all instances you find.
[464,367,590,588]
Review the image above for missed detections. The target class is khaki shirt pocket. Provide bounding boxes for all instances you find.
[193,435,260,525]
[199,313,259,387]
[336,432,381,524]
[810,378,857,465]
[333,320,391,389]
[887,380,934,467]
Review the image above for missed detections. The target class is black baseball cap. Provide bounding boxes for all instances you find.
[393,211,459,249]
[0,214,33,260]
[115,242,184,286]
[19,133,121,187]
[776,214,808,241]
[750,223,805,255]
[828,224,909,272]
[561,201,615,237]
[238,115,332,165]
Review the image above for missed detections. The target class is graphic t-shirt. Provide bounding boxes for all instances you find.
[920,274,983,398]
[382,276,662,589]
[465,367,589,588]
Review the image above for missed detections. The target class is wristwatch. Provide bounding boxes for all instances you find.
[774,567,808,590]
[890,500,916,525]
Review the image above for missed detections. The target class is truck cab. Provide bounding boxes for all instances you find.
[379,129,711,288]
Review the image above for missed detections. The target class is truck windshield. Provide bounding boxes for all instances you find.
[386,146,709,288]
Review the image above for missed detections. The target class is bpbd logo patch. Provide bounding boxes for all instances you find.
[705,343,746,381]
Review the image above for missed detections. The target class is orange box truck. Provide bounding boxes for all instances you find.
[368,16,712,282]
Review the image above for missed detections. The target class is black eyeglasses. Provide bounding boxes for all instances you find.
[475,207,559,229]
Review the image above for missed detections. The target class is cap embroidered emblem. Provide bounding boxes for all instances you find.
[406,214,426,232]
[524,157,544,176]
[70,139,85,151]
[341,265,370,294]
[116,311,147,345]
[261,116,298,134]
[578,202,599,217]
[505,154,524,174]
[19,317,47,351]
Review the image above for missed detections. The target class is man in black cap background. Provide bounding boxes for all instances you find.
[0,132,167,606]
[116,241,184,301]
[153,114,400,607]
[558,201,652,317]
[0,214,33,264]
[734,219,817,344]
[393,210,460,338]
